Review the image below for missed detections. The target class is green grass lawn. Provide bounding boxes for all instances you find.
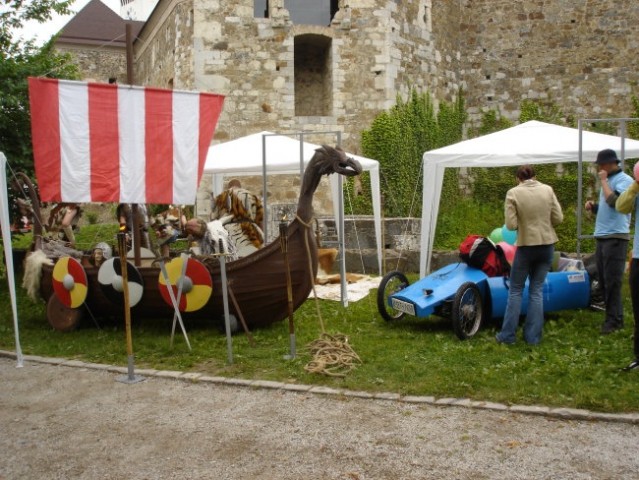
[1,257,637,414]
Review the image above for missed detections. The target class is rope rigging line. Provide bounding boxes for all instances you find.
[298,214,325,333]
[299,214,363,377]
[342,180,377,313]
[343,180,367,276]
[395,156,425,270]
[377,157,424,272]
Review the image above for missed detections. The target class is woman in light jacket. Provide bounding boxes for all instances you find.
[495,164,563,345]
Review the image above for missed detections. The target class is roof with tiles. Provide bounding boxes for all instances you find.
[55,0,144,48]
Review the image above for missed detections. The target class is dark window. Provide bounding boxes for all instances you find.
[285,0,338,26]
[254,0,269,18]
[294,34,332,116]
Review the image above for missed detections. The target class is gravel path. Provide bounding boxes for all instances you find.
[1,355,639,480]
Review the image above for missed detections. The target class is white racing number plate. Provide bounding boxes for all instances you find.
[391,298,416,316]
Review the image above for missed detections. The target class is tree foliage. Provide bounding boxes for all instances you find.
[471,109,513,137]
[1,0,80,176]
[519,98,573,126]
[1,0,74,54]
[352,88,466,217]
[628,93,639,141]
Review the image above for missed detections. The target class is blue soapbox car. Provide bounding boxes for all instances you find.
[377,256,597,340]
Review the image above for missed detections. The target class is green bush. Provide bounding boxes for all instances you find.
[85,212,98,225]
[354,88,466,218]
[432,157,598,254]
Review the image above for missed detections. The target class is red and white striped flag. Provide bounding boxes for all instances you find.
[28,77,224,205]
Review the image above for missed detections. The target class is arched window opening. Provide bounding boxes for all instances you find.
[294,34,332,116]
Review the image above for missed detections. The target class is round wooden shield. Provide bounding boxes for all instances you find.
[47,294,84,332]
[97,257,144,307]
[52,256,88,308]
[158,257,212,312]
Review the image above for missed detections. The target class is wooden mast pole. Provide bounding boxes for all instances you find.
[126,22,142,267]
[116,22,144,384]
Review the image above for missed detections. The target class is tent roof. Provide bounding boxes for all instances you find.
[419,119,639,277]
[423,120,639,168]
[204,131,379,175]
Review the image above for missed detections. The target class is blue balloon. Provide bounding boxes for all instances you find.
[502,224,517,245]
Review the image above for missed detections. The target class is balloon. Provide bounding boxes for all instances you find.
[489,227,503,244]
[497,241,517,264]
[502,225,517,245]
[633,162,639,182]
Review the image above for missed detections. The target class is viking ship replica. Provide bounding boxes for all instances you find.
[26,145,362,332]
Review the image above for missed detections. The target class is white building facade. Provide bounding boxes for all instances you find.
[120,0,158,21]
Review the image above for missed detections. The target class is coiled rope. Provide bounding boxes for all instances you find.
[297,215,361,377]
[303,333,361,377]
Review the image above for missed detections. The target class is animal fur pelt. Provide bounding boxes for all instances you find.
[41,239,83,260]
[198,218,238,260]
[317,248,338,276]
[315,273,367,285]
[22,250,53,302]
[222,220,263,258]
[211,187,264,249]
[314,247,366,285]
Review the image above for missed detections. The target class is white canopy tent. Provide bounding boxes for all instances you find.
[203,131,383,295]
[1,152,24,367]
[420,120,639,277]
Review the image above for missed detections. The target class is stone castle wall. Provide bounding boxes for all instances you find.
[130,0,639,218]
[458,0,639,122]
[134,0,194,90]
[56,46,128,83]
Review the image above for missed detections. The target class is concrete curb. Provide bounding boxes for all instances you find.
[2,349,638,425]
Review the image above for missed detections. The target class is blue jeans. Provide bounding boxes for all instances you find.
[496,244,554,345]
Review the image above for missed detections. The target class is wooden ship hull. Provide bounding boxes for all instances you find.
[39,220,317,330]
[27,145,361,332]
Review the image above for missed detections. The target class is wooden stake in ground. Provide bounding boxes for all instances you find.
[116,231,144,384]
[280,220,296,359]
